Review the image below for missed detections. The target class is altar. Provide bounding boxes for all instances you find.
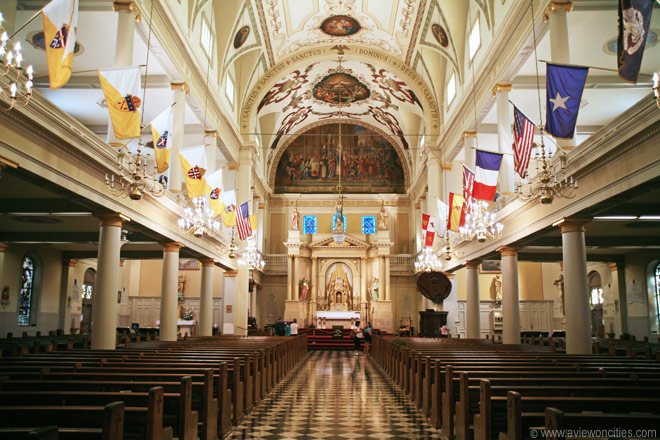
[316,311,360,328]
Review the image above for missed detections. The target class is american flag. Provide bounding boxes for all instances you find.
[461,165,475,226]
[513,105,535,178]
[236,202,252,240]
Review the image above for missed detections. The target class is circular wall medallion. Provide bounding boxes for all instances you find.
[417,271,452,304]
[233,25,250,49]
[431,23,449,48]
[320,15,361,37]
[312,72,370,104]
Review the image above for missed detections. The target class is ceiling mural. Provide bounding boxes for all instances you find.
[272,122,406,194]
[417,0,460,79]
[431,23,448,48]
[233,25,251,49]
[320,15,362,37]
[222,1,262,74]
[312,72,370,104]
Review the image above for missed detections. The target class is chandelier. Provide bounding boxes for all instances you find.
[178,197,220,238]
[105,142,165,200]
[514,138,577,204]
[0,14,33,110]
[414,247,442,272]
[238,240,265,271]
[438,231,458,261]
[459,199,503,243]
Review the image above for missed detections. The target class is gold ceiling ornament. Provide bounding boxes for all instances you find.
[0,13,33,111]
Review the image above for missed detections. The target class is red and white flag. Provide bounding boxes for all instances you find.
[421,213,436,246]
[513,105,535,178]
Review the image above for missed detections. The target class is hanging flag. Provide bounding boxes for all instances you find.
[178,145,208,198]
[149,106,173,173]
[461,165,475,225]
[236,202,252,240]
[473,149,504,201]
[421,213,436,246]
[436,197,449,236]
[204,168,223,218]
[42,0,78,89]
[618,0,654,83]
[219,190,237,227]
[249,214,257,231]
[512,105,535,178]
[545,63,589,139]
[447,193,464,232]
[98,67,142,139]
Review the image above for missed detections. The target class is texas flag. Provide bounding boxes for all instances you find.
[473,149,504,201]
[421,213,436,246]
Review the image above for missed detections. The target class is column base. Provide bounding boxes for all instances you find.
[371,300,394,334]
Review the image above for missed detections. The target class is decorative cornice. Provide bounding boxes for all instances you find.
[224,270,238,277]
[465,260,481,269]
[543,1,573,22]
[441,162,453,171]
[553,218,588,233]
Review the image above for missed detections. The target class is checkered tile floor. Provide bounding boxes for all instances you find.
[229,351,439,439]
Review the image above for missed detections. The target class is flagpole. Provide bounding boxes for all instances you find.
[539,60,655,78]
[9,10,43,40]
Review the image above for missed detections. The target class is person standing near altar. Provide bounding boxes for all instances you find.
[290,319,299,336]
[352,321,363,355]
[363,322,373,355]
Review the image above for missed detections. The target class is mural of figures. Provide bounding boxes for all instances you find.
[431,23,449,48]
[313,72,370,105]
[320,15,361,37]
[274,123,405,193]
[233,25,250,49]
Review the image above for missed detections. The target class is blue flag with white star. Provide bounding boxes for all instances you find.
[545,63,589,139]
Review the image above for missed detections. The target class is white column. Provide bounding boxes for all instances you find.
[427,157,442,219]
[463,131,477,170]
[312,257,318,303]
[379,257,385,300]
[560,220,591,354]
[499,246,521,344]
[222,271,237,334]
[360,258,367,304]
[235,149,253,335]
[466,260,481,339]
[198,258,214,337]
[168,81,188,192]
[205,130,218,173]
[384,256,391,302]
[493,84,514,194]
[293,256,300,301]
[92,214,126,349]
[159,242,183,341]
[58,258,75,334]
[286,256,293,301]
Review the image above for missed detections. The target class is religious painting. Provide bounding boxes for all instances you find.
[320,15,361,37]
[480,260,502,274]
[313,72,370,104]
[274,123,405,194]
[179,259,200,270]
[233,25,250,49]
[431,23,449,48]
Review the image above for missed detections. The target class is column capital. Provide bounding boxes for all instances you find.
[553,218,589,233]
[543,1,573,22]
[119,259,125,267]
[204,129,218,138]
[170,80,190,94]
[492,83,513,96]
[0,242,8,253]
[224,270,238,277]
[497,246,519,257]
[462,131,477,140]
[441,162,453,171]
[161,241,184,252]
[465,260,481,269]
[95,212,130,227]
[360,256,367,261]
[112,2,141,21]
[67,258,79,267]
[311,256,318,261]
[446,273,455,279]
[227,162,240,171]
[199,258,215,267]
[607,262,620,271]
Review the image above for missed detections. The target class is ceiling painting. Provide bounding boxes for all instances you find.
[417,0,459,79]
[233,26,251,49]
[272,122,406,194]
[222,2,262,73]
[312,72,370,104]
[320,15,362,36]
[431,23,448,47]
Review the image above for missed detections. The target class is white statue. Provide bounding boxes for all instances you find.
[377,207,389,230]
[369,277,380,301]
[291,208,300,230]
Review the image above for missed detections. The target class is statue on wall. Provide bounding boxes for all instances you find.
[291,208,300,230]
[178,274,185,294]
[489,275,502,305]
[299,277,310,301]
[553,274,565,315]
[369,277,380,301]
[377,207,389,230]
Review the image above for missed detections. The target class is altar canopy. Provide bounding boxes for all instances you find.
[323,263,357,311]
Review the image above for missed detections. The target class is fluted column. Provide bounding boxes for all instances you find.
[498,246,520,344]
[286,256,293,301]
[379,257,386,300]
[466,260,481,339]
[493,83,514,194]
[384,256,391,302]
[160,242,184,341]
[198,258,214,337]
[360,258,367,303]
[293,256,300,300]
[92,213,128,349]
[559,219,591,354]
[168,81,188,192]
[311,257,318,302]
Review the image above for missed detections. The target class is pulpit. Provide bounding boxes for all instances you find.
[419,310,448,337]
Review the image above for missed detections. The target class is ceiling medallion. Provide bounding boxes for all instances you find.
[312,72,370,105]
[431,23,449,48]
[233,25,250,49]
[320,15,361,37]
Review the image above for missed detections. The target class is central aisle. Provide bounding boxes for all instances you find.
[231,351,439,439]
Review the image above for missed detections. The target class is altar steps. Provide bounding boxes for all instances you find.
[299,328,392,350]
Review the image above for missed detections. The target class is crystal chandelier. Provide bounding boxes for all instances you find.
[459,199,503,243]
[0,13,33,110]
[514,138,577,205]
[238,240,265,271]
[414,247,442,272]
[178,197,220,238]
[105,142,165,200]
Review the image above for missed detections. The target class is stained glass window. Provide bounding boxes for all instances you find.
[362,216,376,234]
[332,215,347,232]
[18,257,34,326]
[303,215,317,234]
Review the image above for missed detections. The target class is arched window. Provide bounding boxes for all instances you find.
[588,271,603,306]
[18,256,35,326]
[82,268,96,300]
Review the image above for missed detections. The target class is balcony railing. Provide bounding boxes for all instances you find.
[262,254,415,273]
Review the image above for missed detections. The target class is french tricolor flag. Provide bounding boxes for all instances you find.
[473,149,504,201]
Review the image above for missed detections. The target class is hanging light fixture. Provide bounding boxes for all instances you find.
[178,197,220,238]
[238,239,265,271]
[414,246,442,272]
[459,199,503,243]
[332,58,346,246]
[438,231,459,261]
[104,0,164,200]
[0,12,33,110]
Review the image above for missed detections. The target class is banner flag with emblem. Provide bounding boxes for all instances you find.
[436,197,449,236]
[42,0,78,89]
[178,145,207,198]
[618,0,654,84]
[236,202,252,240]
[249,214,257,233]
[421,213,436,247]
[447,192,464,232]
[204,168,223,218]
[545,63,589,139]
[219,190,237,227]
[461,165,475,224]
[98,67,142,139]
[149,106,173,173]
[512,104,535,178]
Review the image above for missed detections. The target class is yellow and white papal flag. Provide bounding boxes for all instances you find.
[204,168,223,218]
[219,189,237,227]
[178,145,208,198]
[42,0,78,89]
[149,107,173,173]
[98,67,142,139]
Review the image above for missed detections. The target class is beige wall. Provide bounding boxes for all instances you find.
[455,261,547,301]
[259,275,287,327]
[269,213,286,254]
[137,259,223,298]
[393,213,410,254]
